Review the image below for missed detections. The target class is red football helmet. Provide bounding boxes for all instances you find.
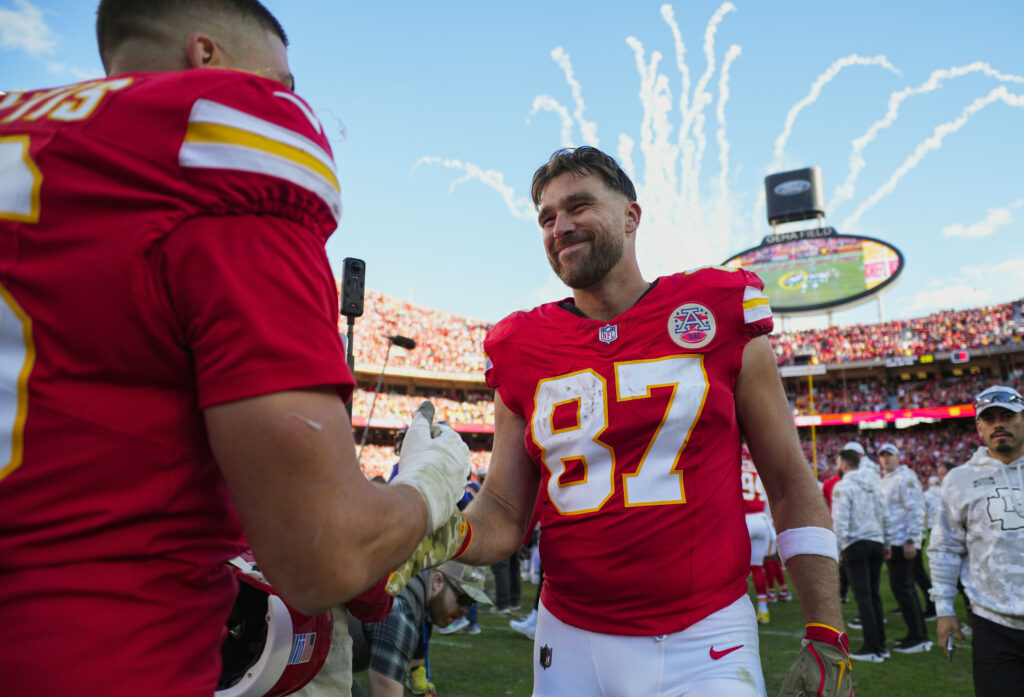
[217,554,332,697]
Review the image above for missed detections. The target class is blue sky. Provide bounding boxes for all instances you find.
[4,0,1023,329]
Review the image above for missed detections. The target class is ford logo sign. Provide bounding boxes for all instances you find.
[774,179,811,196]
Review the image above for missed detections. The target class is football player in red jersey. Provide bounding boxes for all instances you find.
[0,2,469,696]
[428,147,850,696]
[743,450,775,624]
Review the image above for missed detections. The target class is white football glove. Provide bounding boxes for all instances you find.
[389,401,470,534]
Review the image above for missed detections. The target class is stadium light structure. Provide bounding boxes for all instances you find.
[357,335,416,460]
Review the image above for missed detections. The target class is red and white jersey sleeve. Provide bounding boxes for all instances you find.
[0,71,350,696]
[484,267,773,635]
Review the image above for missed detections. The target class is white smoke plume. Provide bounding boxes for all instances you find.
[842,86,1024,229]
[832,62,1024,209]
[716,44,742,245]
[550,47,599,147]
[528,95,575,148]
[416,1,1017,311]
[412,157,535,220]
[770,54,902,172]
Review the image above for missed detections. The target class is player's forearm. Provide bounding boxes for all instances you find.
[459,491,530,565]
[207,388,430,614]
[785,553,845,630]
[769,466,834,534]
[257,477,429,615]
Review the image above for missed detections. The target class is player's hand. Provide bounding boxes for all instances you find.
[937,616,964,658]
[386,509,471,596]
[777,624,852,697]
[389,401,470,533]
[903,541,917,559]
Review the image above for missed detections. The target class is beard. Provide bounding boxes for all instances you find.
[547,228,624,289]
[991,434,1017,454]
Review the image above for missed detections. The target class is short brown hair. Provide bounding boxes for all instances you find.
[96,0,288,64]
[531,146,636,207]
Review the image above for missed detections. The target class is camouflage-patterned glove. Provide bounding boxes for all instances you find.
[385,508,472,596]
[778,623,853,697]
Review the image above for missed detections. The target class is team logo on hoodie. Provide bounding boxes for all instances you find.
[987,487,1024,530]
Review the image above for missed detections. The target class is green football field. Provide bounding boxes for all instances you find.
[745,252,868,310]
[357,561,975,696]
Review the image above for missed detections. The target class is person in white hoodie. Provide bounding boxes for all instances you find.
[930,385,1024,697]
[841,440,880,477]
[878,443,931,653]
[832,447,891,662]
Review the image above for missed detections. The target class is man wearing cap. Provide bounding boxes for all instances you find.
[842,440,880,477]
[930,385,1024,696]
[832,447,890,661]
[878,443,931,653]
[348,562,491,696]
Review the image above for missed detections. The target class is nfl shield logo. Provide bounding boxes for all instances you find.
[598,324,618,344]
[539,644,553,670]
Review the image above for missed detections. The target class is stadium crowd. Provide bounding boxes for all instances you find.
[349,289,491,373]
[357,443,492,481]
[351,388,494,425]
[771,299,1021,365]
[803,421,977,482]
[344,289,1021,374]
[787,373,994,415]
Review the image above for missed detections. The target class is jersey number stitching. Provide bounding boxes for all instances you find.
[531,356,709,515]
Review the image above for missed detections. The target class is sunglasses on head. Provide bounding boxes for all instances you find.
[441,574,475,608]
[976,391,1024,408]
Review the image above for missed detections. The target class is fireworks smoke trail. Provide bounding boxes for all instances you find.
[416,1,1016,304]
[550,47,599,147]
[770,54,902,172]
[831,62,1024,209]
[528,95,575,147]
[841,86,1024,229]
[716,44,742,248]
[687,1,736,221]
[413,157,535,220]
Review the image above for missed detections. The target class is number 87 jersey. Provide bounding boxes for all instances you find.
[484,267,773,635]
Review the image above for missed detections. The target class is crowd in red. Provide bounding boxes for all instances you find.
[347,289,490,373]
[344,289,1020,484]
[788,373,994,415]
[343,289,1021,374]
[351,372,998,426]
[357,443,491,481]
[771,299,1020,365]
[351,388,493,425]
[805,421,979,483]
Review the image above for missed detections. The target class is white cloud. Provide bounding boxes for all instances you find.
[910,284,994,312]
[911,256,1024,313]
[962,256,1024,280]
[0,1,58,57]
[942,199,1024,238]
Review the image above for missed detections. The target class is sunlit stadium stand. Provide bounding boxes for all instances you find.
[344,289,1024,483]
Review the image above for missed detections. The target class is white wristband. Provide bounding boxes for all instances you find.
[776,526,839,565]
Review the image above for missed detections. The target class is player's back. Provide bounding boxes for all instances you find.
[0,70,340,696]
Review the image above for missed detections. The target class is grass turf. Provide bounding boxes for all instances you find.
[358,565,974,696]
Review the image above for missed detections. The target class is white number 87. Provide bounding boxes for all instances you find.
[530,356,709,515]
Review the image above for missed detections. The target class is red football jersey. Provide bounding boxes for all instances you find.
[485,268,773,635]
[0,71,351,696]
[742,458,768,513]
